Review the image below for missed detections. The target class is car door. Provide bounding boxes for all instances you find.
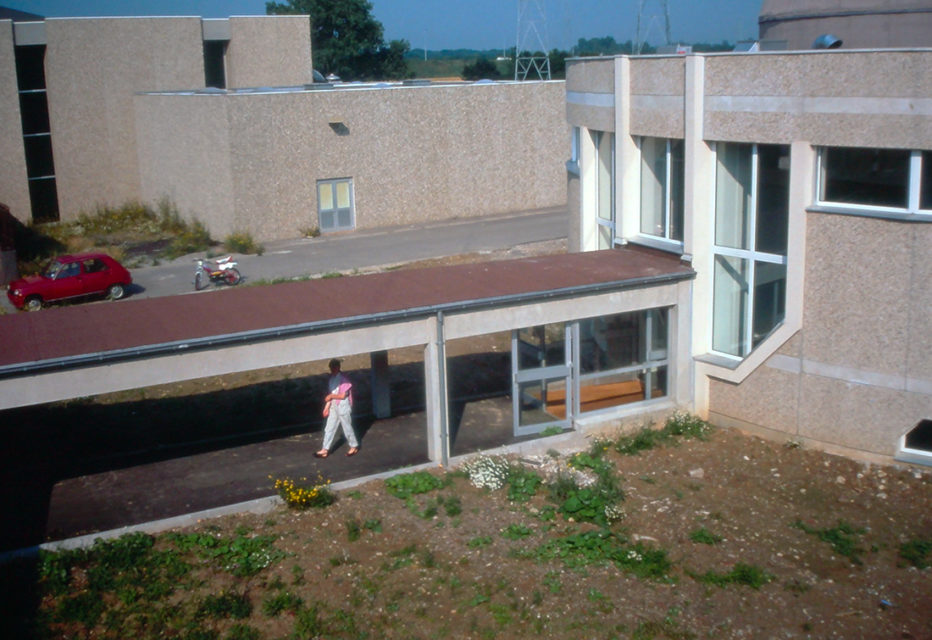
[80,258,111,296]
[47,260,84,301]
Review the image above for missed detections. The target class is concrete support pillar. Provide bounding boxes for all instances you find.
[423,314,450,465]
[369,350,391,419]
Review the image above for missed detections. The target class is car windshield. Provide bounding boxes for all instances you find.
[42,259,63,279]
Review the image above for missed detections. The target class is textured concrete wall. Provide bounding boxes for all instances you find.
[629,57,684,139]
[565,58,615,133]
[710,215,932,458]
[0,21,31,222]
[226,16,312,89]
[44,17,205,219]
[134,93,235,233]
[759,0,932,49]
[704,51,932,148]
[137,81,568,241]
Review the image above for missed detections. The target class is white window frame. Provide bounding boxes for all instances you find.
[636,137,684,251]
[317,178,355,233]
[591,130,616,249]
[710,142,789,361]
[814,148,931,220]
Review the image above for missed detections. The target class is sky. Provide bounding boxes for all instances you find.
[5,1,762,51]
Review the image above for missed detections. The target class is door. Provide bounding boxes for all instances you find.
[512,323,572,437]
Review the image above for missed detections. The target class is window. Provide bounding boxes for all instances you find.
[317,178,355,232]
[592,131,615,249]
[576,308,669,414]
[818,147,931,216]
[712,143,789,358]
[15,44,58,222]
[203,40,227,89]
[639,137,684,243]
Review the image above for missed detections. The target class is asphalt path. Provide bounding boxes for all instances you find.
[128,206,567,300]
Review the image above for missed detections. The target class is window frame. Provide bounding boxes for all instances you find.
[636,136,685,251]
[710,142,789,361]
[814,147,931,219]
[572,307,671,417]
[591,130,616,249]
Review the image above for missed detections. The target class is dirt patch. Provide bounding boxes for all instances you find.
[23,426,932,639]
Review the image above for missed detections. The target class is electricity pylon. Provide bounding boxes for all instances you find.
[515,0,551,81]
[635,0,671,54]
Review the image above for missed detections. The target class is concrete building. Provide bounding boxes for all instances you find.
[759,0,932,49]
[565,48,931,465]
[0,14,566,240]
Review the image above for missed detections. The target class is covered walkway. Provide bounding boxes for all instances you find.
[0,247,694,549]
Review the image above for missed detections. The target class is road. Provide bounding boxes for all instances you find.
[129,206,568,299]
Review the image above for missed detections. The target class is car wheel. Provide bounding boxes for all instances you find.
[24,295,42,311]
[108,284,125,300]
[224,268,242,286]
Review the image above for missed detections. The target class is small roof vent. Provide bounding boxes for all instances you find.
[812,34,842,49]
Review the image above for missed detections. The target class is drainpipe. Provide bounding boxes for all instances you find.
[436,311,449,467]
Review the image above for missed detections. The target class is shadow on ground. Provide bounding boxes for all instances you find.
[0,350,533,552]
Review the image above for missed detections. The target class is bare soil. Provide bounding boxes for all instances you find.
[9,238,932,637]
[31,426,931,640]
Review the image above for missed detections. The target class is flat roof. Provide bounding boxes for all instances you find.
[0,247,693,377]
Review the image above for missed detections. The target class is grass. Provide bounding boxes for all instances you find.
[793,519,867,565]
[224,231,264,256]
[689,563,774,589]
[14,199,217,273]
[18,414,928,639]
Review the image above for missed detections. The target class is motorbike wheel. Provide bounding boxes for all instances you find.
[194,270,206,291]
[224,268,242,286]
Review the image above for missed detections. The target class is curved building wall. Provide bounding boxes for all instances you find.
[759,0,932,49]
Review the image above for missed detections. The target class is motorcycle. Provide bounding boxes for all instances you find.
[193,256,242,290]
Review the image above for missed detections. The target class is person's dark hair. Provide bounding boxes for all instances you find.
[328,358,341,370]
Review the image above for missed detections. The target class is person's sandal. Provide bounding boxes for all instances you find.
[345,447,359,457]
[314,450,329,458]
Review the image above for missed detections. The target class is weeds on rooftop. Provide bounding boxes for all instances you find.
[793,519,866,565]
[272,474,335,510]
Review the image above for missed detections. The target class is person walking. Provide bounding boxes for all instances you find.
[315,358,360,457]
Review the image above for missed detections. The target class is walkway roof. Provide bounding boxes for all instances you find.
[0,247,693,377]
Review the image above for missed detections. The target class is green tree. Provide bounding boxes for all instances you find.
[266,0,411,80]
[461,57,501,80]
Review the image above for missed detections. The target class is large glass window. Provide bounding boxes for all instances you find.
[818,147,931,215]
[576,308,669,414]
[712,143,789,358]
[317,178,355,232]
[592,130,615,249]
[639,137,684,243]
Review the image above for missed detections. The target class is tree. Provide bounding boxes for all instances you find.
[266,0,411,80]
[461,57,502,81]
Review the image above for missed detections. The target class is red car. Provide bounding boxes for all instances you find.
[6,253,133,311]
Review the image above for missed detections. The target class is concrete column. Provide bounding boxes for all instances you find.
[615,56,640,240]
[369,350,391,419]
[423,314,450,465]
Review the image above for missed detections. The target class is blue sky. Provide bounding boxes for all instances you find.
[6,1,762,51]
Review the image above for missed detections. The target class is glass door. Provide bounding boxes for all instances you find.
[512,323,572,437]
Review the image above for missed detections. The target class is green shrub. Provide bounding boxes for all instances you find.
[384,470,446,499]
[691,563,773,589]
[262,591,304,616]
[198,590,252,619]
[793,520,866,565]
[899,537,932,569]
[689,527,724,545]
[224,230,264,255]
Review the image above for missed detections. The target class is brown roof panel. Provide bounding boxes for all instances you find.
[0,247,692,370]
